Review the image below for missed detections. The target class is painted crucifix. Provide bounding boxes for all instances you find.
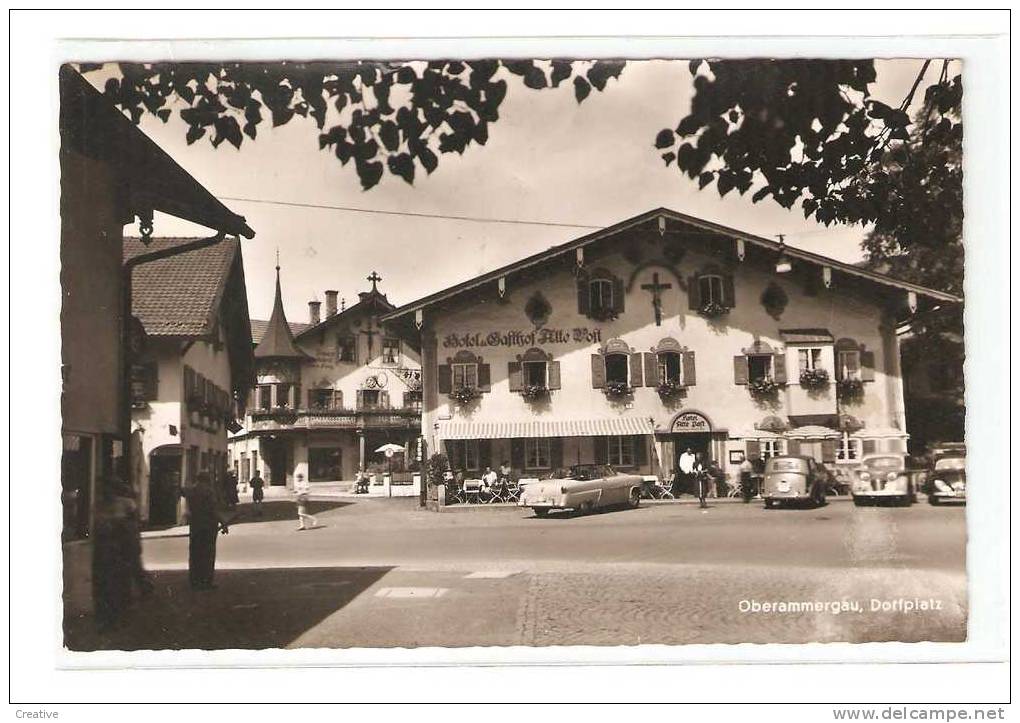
[641,272,673,326]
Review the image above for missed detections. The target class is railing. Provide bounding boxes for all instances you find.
[248,405,420,431]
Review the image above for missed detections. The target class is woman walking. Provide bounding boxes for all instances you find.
[295,473,319,530]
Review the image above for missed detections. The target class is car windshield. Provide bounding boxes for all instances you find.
[766,458,807,474]
[934,457,966,471]
[864,456,902,470]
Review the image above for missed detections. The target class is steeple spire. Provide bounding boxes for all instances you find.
[254,258,309,360]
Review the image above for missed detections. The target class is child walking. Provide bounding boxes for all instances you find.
[294,473,318,531]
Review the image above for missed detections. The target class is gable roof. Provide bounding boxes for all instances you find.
[125,236,240,337]
[382,207,961,324]
[250,319,311,345]
[294,287,395,341]
[253,267,311,359]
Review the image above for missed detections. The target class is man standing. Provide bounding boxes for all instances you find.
[739,455,755,503]
[693,452,708,509]
[249,469,265,512]
[182,472,229,591]
[295,473,318,531]
[677,447,696,497]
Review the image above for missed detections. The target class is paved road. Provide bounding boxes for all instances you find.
[65,496,967,650]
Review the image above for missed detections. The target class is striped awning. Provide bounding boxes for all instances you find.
[438,417,655,440]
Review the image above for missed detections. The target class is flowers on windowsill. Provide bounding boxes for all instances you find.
[520,384,549,401]
[698,301,728,319]
[603,381,634,400]
[656,379,686,399]
[836,377,864,401]
[799,367,831,390]
[748,377,780,399]
[448,386,480,405]
[589,305,619,322]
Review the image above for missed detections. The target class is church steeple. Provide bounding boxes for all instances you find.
[253,260,309,360]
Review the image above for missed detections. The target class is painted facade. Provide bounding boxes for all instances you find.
[228,273,422,489]
[384,209,959,488]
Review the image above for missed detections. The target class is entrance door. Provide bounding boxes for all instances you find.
[264,441,290,486]
[149,452,182,526]
[672,432,712,468]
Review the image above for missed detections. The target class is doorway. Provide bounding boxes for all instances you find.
[672,432,712,468]
[149,447,182,526]
[263,439,290,486]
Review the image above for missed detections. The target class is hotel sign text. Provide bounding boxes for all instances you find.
[443,327,602,349]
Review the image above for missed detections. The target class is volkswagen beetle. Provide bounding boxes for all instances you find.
[762,456,827,508]
[518,464,643,517]
[925,448,966,505]
[852,454,914,506]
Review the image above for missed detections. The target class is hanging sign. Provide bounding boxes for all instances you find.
[671,412,711,433]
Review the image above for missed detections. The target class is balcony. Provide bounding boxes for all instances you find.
[249,405,420,433]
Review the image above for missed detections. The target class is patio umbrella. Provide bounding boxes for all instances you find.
[374,443,406,476]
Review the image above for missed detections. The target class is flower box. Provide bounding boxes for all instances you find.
[589,305,619,322]
[604,381,634,400]
[748,377,780,399]
[520,384,550,401]
[836,377,864,401]
[656,380,686,399]
[448,386,480,405]
[698,301,729,319]
[799,368,830,390]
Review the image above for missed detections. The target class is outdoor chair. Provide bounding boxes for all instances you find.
[462,479,483,504]
[505,480,521,503]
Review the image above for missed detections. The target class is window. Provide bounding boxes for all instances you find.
[760,439,786,459]
[837,349,861,381]
[309,447,343,482]
[403,389,422,410]
[309,388,342,410]
[452,362,478,390]
[523,360,548,387]
[360,389,381,409]
[605,436,635,467]
[382,337,400,365]
[525,438,551,469]
[589,279,614,312]
[448,440,481,471]
[836,434,861,462]
[337,336,357,363]
[275,383,293,408]
[658,351,683,384]
[747,354,773,383]
[698,274,724,306]
[257,384,273,411]
[799,347,824,372]
[605,353,630,385]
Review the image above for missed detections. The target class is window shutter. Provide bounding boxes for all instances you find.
[862,439,877,455]
[821,439,837,463]
[508,362,524,392]
[683,351,697,386]
[142,362,159,400]
[633,435,648,467]
[612,275,625,315]
[722,274,736,308]
[511,438,525,470]
[438,364,452,394]
[550,437,564,469]
[547,361,561,390]
[478,363,491,392]
[745,439,761,460]
[293,383,301,409]
[590,354,606,389]
[335,390,343,409]
[860,350,876,382]
[688,275,701,310]
[773,354,787,384]
[594,437,608,465]
[629,352,644,387]
[786,439,801,456]
[380,390,390,409]
[577,277,590,316]
[356,389,364,409]
[733,355,749,384]
[643,352,659,386]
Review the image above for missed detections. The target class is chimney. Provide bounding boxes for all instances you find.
[308,300,321,326]
[325,290,338,318]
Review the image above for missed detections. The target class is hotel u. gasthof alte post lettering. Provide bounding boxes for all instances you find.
[442,327,603,349]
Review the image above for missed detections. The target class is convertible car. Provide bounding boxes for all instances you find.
[518,464,643,517]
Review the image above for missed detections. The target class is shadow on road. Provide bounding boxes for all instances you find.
[225,499,352,526]
[64,565,392,651]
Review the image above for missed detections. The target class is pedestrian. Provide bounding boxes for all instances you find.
[182,472,229,590]
[295,473,318,530]
[250,469,265,512]
[693,453,708,508]
[92,475,150,630]
[356,467,369,494]
[739,455,755,502]
[223,469,239,509]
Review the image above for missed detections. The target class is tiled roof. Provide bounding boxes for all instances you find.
[253,268,310,359]
[250,319,311,345]
[125,236,239,337]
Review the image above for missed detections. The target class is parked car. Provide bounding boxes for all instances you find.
[925,447,966,505]
[518,464,643,517]
[762,456,827,509]
[851,454,914,506]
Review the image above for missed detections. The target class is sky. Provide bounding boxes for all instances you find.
[102,58,938,325]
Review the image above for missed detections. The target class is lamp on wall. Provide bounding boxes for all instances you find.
[774,234,792,274]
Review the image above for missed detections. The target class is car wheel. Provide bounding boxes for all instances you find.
[928,496,939,506]
[764,499,773,509]
[628,488,641,509]
[534,508,549,518]
[853,498,864,507]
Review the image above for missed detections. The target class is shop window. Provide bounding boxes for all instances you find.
[523,360,548,387]
[837,349,861,381]
[605,353,630,385]
[525,438,551,469]
[837,435,862,462]
[657,351,683,384]
[452,362,478,390]
[798,347,824,373]
[747,354,774,383]
[382,337,400,365]
[337,335,357,363]
[698,274,724,306]
[605,436,635,467]
[448,440,481,472]
[309,447,343,482]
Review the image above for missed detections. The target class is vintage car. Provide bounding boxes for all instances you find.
[851,454,915,506]
[762,456,827,508]
[925,448,966,505]
[518,464,643,517]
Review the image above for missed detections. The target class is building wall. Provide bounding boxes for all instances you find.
[421,245,903,480]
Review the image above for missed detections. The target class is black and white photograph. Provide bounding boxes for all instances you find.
[8,8,1011,712]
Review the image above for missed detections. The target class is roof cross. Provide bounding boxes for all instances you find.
[367,271,382,292]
